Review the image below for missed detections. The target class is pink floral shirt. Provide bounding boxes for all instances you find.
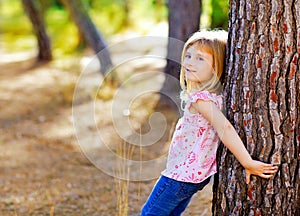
[161,91,223,183]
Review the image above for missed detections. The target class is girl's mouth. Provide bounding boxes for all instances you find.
[186,68,195,73]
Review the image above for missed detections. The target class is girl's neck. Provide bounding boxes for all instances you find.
[188,84,222,95]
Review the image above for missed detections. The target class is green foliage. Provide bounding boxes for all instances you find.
[1,0,168,56]
[130,0,167,27]
[0,0,78,56]
[200,0,229,30]
[1,0,229,56]
[1,2,30,33]
[44,8,79,56]
[211,0,229,30]
[200,0,212,29]
[90,0,130,35]
[90,0,167,35]
[0,0,33,51]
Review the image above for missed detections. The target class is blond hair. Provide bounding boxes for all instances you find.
[180,29,227,99]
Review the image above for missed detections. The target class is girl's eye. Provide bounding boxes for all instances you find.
[185,54,191,59]
[198,57,204,61]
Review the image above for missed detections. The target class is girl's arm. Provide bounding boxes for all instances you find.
[193,100,278,184]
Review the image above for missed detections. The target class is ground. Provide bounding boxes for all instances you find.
[0,45,213,215]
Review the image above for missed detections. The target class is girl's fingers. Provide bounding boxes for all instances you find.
[245,162,278,183]
[246,173,250,184]
[265,166,278,173]
[262,164,278,172]
[263,164,278,169]
[263,170,277,174]
[260,173,274,179]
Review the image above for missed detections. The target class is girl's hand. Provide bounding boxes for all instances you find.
[245,160,278,184]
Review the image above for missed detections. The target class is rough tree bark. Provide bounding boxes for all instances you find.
[213,0,300,215]
[61,0,113,74]
[22,0,52,61]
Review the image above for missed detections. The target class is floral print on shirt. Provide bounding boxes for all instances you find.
[161,91,223,183]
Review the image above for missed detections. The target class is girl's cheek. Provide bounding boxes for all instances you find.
[183,59,188,66]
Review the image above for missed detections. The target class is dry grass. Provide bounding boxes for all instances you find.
[114,141,135,216]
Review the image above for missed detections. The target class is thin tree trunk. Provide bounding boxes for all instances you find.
[22,0,52,61]
[61,0,113,74]
[122,0,130,28]
[213,0,300,215]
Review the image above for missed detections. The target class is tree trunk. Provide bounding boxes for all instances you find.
[61,0,113,74]
[22,0,52,61]
[213,0,300,215]
[165,0,201,80]
[159,0,201,109]
[122,0,130,28]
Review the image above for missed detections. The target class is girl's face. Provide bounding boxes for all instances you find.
[183,44,214,84]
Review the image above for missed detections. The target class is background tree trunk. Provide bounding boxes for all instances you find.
[156,0,201,146]
[213,0,300,215]
[61,0,113,74]
[165,0,201,81]
[159,0,201,110]
[22,0,52,61]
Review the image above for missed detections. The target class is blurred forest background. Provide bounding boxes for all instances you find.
[1,0,228,59]
[0,0,229,215]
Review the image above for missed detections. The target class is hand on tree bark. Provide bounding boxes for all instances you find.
[245,160,278,184]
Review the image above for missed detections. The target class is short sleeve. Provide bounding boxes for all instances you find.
[190,91,213,103]
[186,91,223,110]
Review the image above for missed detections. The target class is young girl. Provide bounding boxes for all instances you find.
[141,30,278,215]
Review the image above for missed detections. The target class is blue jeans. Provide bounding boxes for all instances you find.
[141,175,210,216]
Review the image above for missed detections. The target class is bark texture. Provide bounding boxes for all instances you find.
[61,0,113,74]
[213,0,300,215]
[22,0,52,61]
